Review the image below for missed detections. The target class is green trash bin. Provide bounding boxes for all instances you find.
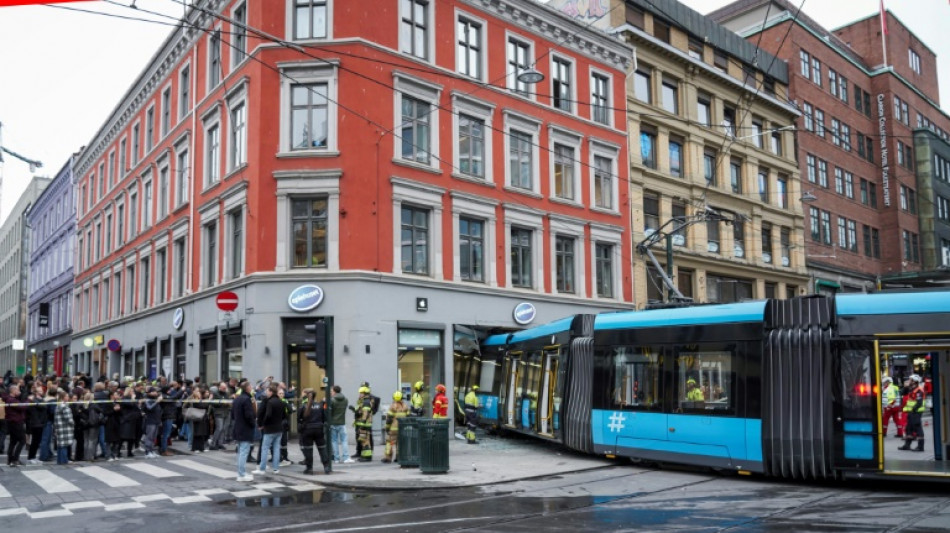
[397,417,421,468]
[418,418,450,474]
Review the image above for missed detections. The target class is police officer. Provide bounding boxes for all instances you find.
[355,386,374,461]
[410,381,425,417]
[899,375,927,452]
[432,384,448,418]
[464,385,480,444]
[298,388,331,475]
[382,391,409,463]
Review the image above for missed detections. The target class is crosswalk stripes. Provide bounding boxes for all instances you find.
[168,459,236,479]
[75,465,140,487]
[22,469,80,493]
[122,462,183,478]
[0,480,11,498]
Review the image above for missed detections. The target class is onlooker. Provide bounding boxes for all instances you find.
[185,388,211,453]
[160,381,181,456]
[53,390,74,465]
[329,385,353,464]
[26,384,50,464]
[93,382,111,459]
[142,387,163,459]
[253,384,285,475]
[211,382,231,450]
[81,391,99,461]
[2,384,27,466]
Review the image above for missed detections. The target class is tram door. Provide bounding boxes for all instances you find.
[502,353,522,428]
[538,349,559,436]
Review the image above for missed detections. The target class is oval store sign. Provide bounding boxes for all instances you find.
[288,284,324,312]
[173,308,184,330]
[513,302,537,325]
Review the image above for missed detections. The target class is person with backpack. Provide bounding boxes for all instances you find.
[298,388,332,474]
[354,386,374,462]
[352,381,380,457]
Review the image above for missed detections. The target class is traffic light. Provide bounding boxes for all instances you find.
[304,319,327,367]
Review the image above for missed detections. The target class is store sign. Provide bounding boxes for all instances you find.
[288,284,324,312]
[173,307,184,330]
[513,302,537,325]
[877,94,891,207]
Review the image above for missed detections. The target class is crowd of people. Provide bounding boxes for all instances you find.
[0,370,478,482]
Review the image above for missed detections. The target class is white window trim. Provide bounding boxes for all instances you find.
[226,80,249,173]
[160,81,173,138]
[285,0,334,41]
[451,91,494,183]
[171,220,190,297]
[207,24,224,92]
[451,191,498,286]
[589,137,621,214]
[157,154,170,221]
[398,0,435,63]
[230,1,248,68]
[174,134,191,209]
[178,60,192,120]
[154,245,168,304]
[199,203,220,290]
[141,170,154,231]
[504,31,537,101]
[203,107,222,189]
[589,222,623,301]
[273,169,341,272]
[503,109,541,195]
[392,71,442,170]
[503,204,544,291]
[139,247,153,311]
[222,185,247,281]
[589,67,614,128]
[454,9,487,82]
[145,104,156,155]
[278,61,339,155]
[548,125,583,206]
[549,53,577,114]
[549,214,587,298]
[391,177,445,278]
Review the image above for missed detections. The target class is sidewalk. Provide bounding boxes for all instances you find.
[182,431,614,491]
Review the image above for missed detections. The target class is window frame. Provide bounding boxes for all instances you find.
[590,69,612,126]
[590,223,622,301]
[590,138,620,213]
[455,11,485,81]
[399,0,433,62]
[393,72,442,170]
[506,33,535,99]
[505,206,543,290]
[280,62,338,154]
[549,125,582,204]
[550,54,575,113]
[452,93,494,182]
[392,178,444,278]
[289,0,331,41]
[452,193,497,286]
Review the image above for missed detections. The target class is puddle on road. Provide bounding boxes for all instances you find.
[223,489,366,508]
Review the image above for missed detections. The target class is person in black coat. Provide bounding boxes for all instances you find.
[298,388,332,475]
[232,381,257,481]
[105,391,123,460]
[185,388,212,452]
[253,384,285,474]
[119,387,141,457]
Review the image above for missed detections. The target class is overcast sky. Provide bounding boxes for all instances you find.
[0,0,947,226]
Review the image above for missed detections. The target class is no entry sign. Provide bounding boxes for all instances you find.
[216,291,239,311]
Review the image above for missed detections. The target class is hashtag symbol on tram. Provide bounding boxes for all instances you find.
[608,412,626,432]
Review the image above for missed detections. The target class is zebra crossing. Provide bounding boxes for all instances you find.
[0,459,324,520]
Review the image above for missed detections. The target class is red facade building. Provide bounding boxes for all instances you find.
[70,0,633,408]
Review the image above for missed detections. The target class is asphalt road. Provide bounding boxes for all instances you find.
[2,457,949,532]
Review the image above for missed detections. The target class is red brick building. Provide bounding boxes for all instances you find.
[69,0,634,409]
[712,1,950,293]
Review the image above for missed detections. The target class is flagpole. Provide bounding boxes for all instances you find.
[880,0,889,68]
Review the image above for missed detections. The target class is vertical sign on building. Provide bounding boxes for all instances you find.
[38,302,50,328]
[877,94,891,207]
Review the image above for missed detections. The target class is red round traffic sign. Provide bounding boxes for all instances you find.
[216,291,239,311]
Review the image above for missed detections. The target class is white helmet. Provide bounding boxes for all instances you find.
[910,374,922,384]
[882,376,893,384]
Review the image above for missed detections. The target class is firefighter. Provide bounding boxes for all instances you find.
[355,386,374,461]
[297,388,331,475]
[686,378,705,401]
[464,385,480,444]
[432,384,448,418]
[409,381,425,417]
[881,376,904,438]
[382,391,409,463]
[899,375,926,452]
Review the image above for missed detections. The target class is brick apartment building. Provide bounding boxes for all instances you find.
[552,0,809,304]
[69,0,634,412]
[712,1,950,292]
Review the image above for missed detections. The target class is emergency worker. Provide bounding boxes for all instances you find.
[464,385,480,444]
[409,381,425,417]
[432,384,448,418]
[899,375,927,452]
[686,379,705,401]
[298,388,331,475]
[382,391,409,463]
[355,386,374,461]
[881,376,903,438]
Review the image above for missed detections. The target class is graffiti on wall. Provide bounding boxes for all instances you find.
[549,0,612,28]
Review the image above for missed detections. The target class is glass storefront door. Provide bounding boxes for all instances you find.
[397,328,443,415]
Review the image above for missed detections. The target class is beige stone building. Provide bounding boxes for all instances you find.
[551,0,809,306]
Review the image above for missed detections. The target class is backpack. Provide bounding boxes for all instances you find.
[87,405,104,427]
[370,394,381,415]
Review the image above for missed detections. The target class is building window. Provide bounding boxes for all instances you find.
[751,119,763,148]
[230,102,247,169]
[653,19,670,43]
[156,248,167,304]
[707,218,720,253]
[132,123,140,165]
[697,93,711,126]
[232,2,247,64]
[831,119,841,146]
[291,83,328,150]
[230,210,243,278]
[841,123,851,151]
[714,50,728,72]
[176,149,189,208]
[400,0,429,60]
[820,211,832,245]
[940,239,950,267]
[141,256,150,308]
[117,204,125,245]
[129,188,138,238]
[909,49,921,74]
[758,168,769,203]
[126,264,135,312]
[644,192,659,235]
[459,217,484,282]
[661,78,678,115]
[839,76,849,102]
[209,30,222,89]
[510,227,533,288]
[688,36,703,60]
[703,148,716,185]
[847,219,858,252]
[811,57,821,85]
[671,202,687,246]
[159,166,169,219]
[900,185,917,214]
[553,143,575,200]
[587,154,612,211]
[401,205,429,275]
[205,221,217,287]
[802,102,813,132]
[179,65,191,119]
[205,123,220,186]
[400,95,431,164]
[591,72,609,125]
[458,114,484,178]
[555,236,575,293]
[161,87,171,136]
[634,67,651,104]
[761,222,773,264]
[799,50,811,78]
[810,206,820,242]
[818,159,828,188]
[834,167,844,195]
[669,137,683,178]
[507,37,531,97]
[844,172,854,199]
[640,127,656,169]
[780,227,791,266]
[509,129,533,190]
[174,237,186,297]
[294,0,328,40]
[829,69,838,96]
[457,17,481,80]
[104,213,112,253]
[551,57,572,112]
[814,108,825,138]
[730,158,742,193]
[771,131,782,155]
[142,179,153,229]
[119,138,127,178]
[146,106,155,152]
[595,243,613,298]
[292,198,328,268]
[722,106,736,137]
[777,175,788,209]
[733,220,745,258]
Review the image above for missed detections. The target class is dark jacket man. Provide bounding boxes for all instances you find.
[231,390,256,442]
[257,394,285,435]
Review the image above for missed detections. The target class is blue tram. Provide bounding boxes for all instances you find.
[471,291,950,481]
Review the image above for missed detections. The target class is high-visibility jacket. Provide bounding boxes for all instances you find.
[464,390,479,410]
[410,392,425,416]
[687,387,705,401]
[355,397,374,427]
[432,393,448,417]
[385,400,409,431]
[882,383,900,407]
[903,386,926,414]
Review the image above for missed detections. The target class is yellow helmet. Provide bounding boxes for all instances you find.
[393,391,403,401]
[687,379,696,386]
[414,381,424,391]
[472,385,479,391]
[358,386,370,394]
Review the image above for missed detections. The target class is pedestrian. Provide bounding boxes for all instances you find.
[2,384,27,466]
[899,375,927,452]
[232,380,257,482]
[432,384,448,418]
[464,385,480,444]
[185,387,211,453]
[105,390,123,461]
[119,386,141,458]
[210,382,231,451]
[70,390,86,461]
[277,387,294,466]
[382,391,409,463]
[160,381,181,456]
[81,391,99,461]
[355,386,374,462]
[329,385,354,464]
[142,387,162,458]
[93,382,111,459]
[881,376,903,438]
[26,384,50,464]
[252,383,285,475]
[53,390,74,465]
[298,388,332,475]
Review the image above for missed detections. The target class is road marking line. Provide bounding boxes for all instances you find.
[232,489,270,498]
[169,459,234,478]
[104,502,146,512]
[23,470,80,493]
[63,501,106,510]
[76,465,140,487]
[290,484,324,491]
[29,509,74,518]
[133,494,173,503]
[194,488,230,496]
[170,495,211,504]
[0,481,11,498]
[123,462,183,478]
[252,482,286,490]
[0,508,28,517]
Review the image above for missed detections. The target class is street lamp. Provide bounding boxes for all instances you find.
[801,190,818,203]
[517,67,544,84]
